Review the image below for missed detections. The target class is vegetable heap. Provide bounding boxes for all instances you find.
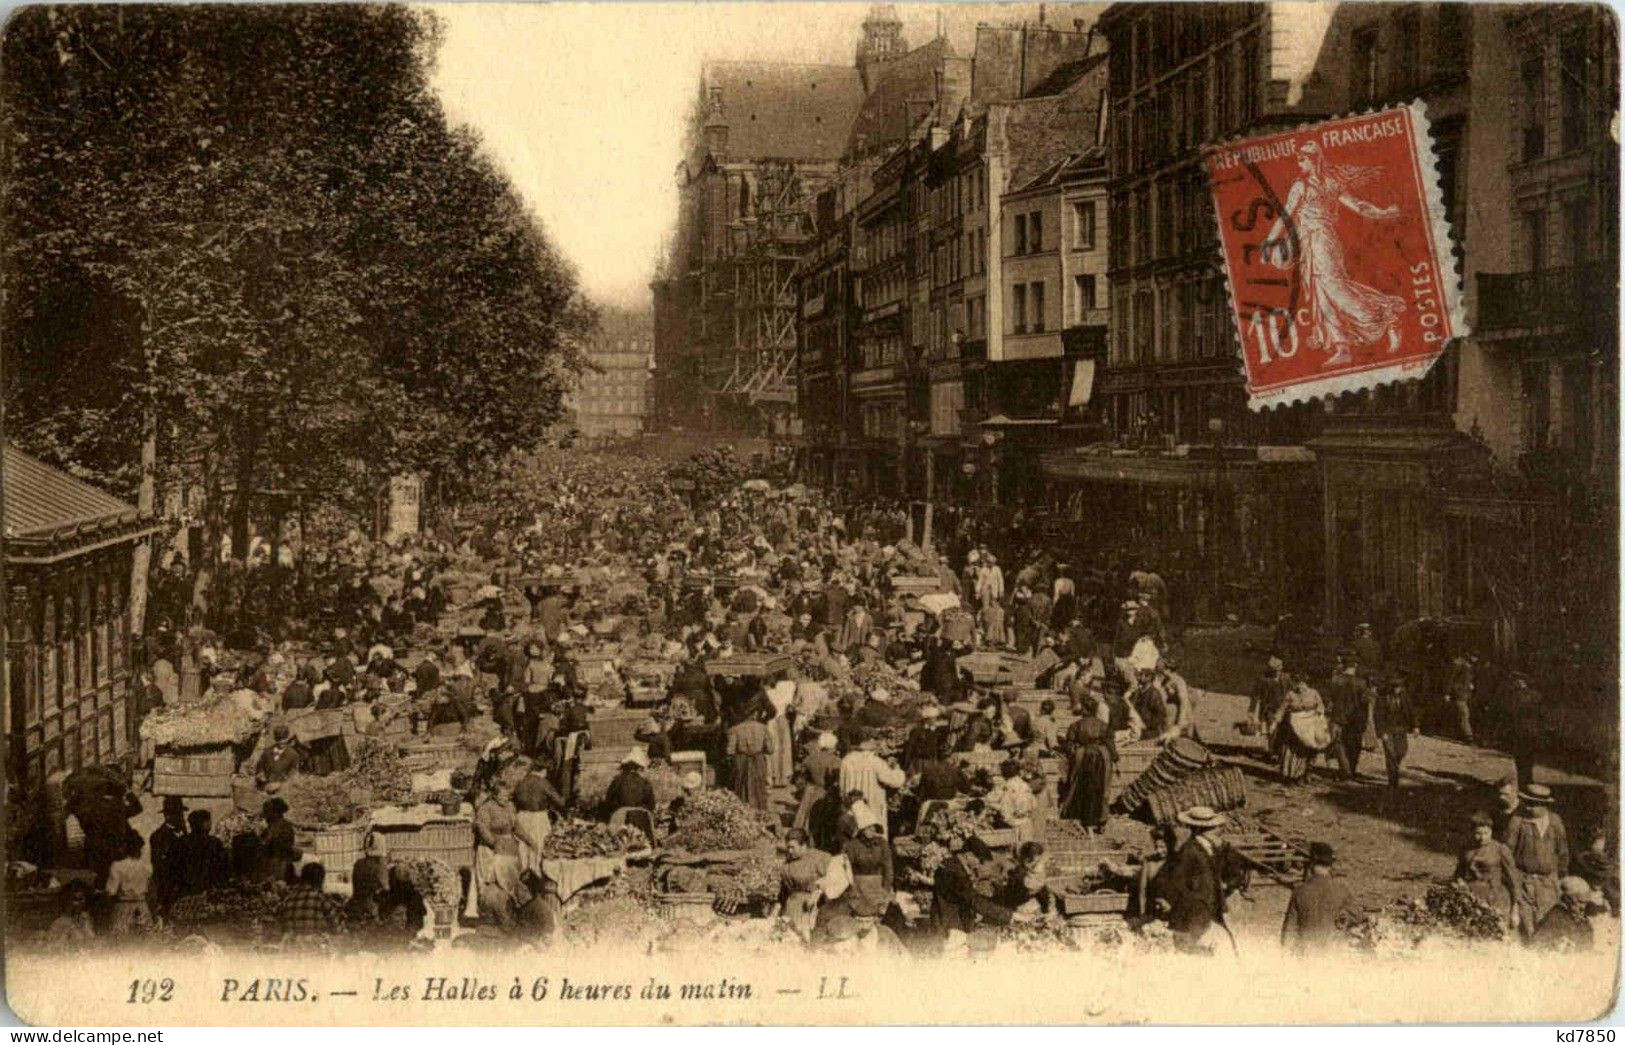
[168,882,287,928]
[666,788,775,852]
[346,741,414,804]
[540,819,650,859]
[279,774,369,829]
[139,698,260,747]
[1343,881,1504,954]
[399,859,462,906]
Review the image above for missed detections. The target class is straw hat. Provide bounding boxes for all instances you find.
[1518,782,1555,805]
[852,803,883,835]
[622,746,650,769]
[1176,805,1227,830]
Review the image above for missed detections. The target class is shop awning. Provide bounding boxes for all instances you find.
[1068,359,1096,407]
[1040,444,1317,488]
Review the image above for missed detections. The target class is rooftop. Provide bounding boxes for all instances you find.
[4,443,158,560]
[697,60,865,163]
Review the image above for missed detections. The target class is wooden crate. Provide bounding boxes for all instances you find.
[153,746,236,797]
[1056,889,1130,916]
[294,821,369,884]
[374,819,475,871]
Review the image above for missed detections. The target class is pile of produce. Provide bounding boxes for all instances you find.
[903,804,1001,886]
[168,881,286,929]
[666,447,748,503]
[997,916,1084,953]
[1343,881,1504,955]
[139,698,260,747]
[398,859,462,906]
[211,811,260,842]
[540,819,650,858]
[666,788,775,851]
[346,741,414,804]
[279,774,368,829]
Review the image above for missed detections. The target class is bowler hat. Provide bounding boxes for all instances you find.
[1308,841,1336,866]
[162,795,186,815]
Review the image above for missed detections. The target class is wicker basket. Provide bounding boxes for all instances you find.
[153,745,237,797]
[293,821,369,884]
[974,827,1020,849]
[373,818,475,870]
[397,738,468,773]
[232,776,263,813]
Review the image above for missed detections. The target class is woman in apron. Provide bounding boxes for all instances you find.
[1272,676,1329,785]
[839,805,893,919]
[473,783,523,925]
[511,759,563,878]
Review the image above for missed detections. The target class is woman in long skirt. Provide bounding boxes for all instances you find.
[473,784,523,925]
[765,681,796,788]
[1059,696,1117,830]
[727,705,775,812]
[1273,679,1327,785]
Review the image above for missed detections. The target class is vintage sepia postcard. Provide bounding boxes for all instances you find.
[0,0,1618,1027]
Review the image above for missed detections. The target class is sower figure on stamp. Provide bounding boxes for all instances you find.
[1265,140,1407,367]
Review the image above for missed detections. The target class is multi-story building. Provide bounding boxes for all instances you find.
[652,58,865,435]
[793,14,1105,505]
[1069,2,1617,677]
[568,309,655,439]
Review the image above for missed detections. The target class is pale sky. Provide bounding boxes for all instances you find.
[429,2,1094,310]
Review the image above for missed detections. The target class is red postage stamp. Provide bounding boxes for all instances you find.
[1204,103,1466,409]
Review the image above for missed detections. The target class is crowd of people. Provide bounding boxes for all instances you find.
[20,443,1616,958]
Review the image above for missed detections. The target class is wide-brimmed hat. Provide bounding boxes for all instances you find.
[1308,841,1336,866]
[852,803,883,834]
[1519,782,1555,805]
[1176,805,1227,830]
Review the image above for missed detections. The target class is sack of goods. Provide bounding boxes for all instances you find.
[1289,710,1332,751]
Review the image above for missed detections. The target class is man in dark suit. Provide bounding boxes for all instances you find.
[931,837,1014,938]
[1153,806,1234,953]
[1281,842,1360,953]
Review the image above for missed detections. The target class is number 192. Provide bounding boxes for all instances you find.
[128,978,174,1004]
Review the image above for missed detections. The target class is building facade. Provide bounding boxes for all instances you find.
[569,309,654,439]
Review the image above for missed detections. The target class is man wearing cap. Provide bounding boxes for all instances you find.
[1249,656,1288,743]
[255,724,304,786]
[1531,877,1595,951]
[1504,782,1570,939]
[1153,806,1235,953]
[148,796,188,916]
[1325,649,1373,780]
[1351,623,1383,673]
[1281,842,1360,953]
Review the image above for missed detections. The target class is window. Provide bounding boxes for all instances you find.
[1524,209,1547,272]
[1074,201,1097,249]
[1031,282,1046,333]
[1013,283,1028,334]
[1564,198,1590,265]
[1522,51,1546,161]
[1074,274,1097,320]
[1561,28,1590,152]
[1521,361,1551,450]
[1350,27,1379,109]
[1015,214,1028,256]
[1393,11,1420,93]
[1030,213,1044,252]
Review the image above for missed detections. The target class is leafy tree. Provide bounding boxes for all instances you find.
[1,5,594,616]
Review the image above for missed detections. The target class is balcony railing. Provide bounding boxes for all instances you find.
[1477,263,1617,335]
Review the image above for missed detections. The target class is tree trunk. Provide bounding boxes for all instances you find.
[128,413,157,636]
